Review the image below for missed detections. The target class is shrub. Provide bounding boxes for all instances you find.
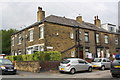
[16,55,23,61]
[26,54,34,61]
[22,55,27,61]
[6,51,61,61]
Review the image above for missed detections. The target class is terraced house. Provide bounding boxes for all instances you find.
[11,7,120,59]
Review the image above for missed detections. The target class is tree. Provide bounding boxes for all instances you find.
[0,29,18,55]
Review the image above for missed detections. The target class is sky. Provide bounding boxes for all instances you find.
[0,0,120,30]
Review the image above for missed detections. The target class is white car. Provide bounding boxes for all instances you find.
[91,58,111,70]
[59,58,93,74]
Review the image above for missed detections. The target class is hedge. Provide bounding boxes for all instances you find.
[6,51,61,61]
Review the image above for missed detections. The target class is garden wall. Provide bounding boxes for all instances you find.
[15,61,61,73]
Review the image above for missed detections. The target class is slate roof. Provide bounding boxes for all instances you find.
[12,15,120,35]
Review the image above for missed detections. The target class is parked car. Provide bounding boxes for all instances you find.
[0,59,17,74]
[59,58,93,74]
[110,54,120,77]
[91,58,111,70]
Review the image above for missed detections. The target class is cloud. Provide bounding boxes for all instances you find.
[1,1,118,30]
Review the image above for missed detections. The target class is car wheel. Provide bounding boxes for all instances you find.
[101,66,105,70]
[112,74,117,77]
[70,68,76,74]
[88,67,92,72]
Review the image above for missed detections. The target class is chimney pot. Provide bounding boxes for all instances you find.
[38,7,42,10]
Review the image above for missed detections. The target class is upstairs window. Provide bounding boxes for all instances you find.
[29,30,33,41]
[18,34,22,44]
[84,32,89,42]
[70,32,74,39]
[115,37,118,45]
[39,26,44,39]
[96,33,99,43]
[105,35,109,44]
[11,37,14,46]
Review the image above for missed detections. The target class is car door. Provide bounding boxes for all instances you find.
[78,60,87,71]
[102,59,109,68]
[106,59,111,68]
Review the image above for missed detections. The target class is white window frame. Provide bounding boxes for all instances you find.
[106,49,110,58]
[71,51,75,57]
[96,33,99,43]
[18,34,22,44]
[29,30,34,41]
[115,37,118,45]
[18,50,22,55]
[84,32,89,42]
[105,35,109,44]
[70,32,74,39]
[85,47,90,58]
[11,37,14,46]
[97,48,101,58]
[39,24,44,39]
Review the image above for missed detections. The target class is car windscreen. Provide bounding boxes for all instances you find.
[61,60,70,64]
[92,58,102,62]
[0,59,12,65]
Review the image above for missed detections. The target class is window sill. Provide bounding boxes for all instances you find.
[29,40,33,42]
[39,38,44,40]
[17,43,21,45]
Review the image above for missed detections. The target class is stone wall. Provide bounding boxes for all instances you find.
[15,61,41,73]
[15,61,61,73]
[40,61,60,71]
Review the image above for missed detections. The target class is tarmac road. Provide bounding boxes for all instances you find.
[1,70,114,78]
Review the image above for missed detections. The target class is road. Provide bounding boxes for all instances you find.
[1,70,115,78]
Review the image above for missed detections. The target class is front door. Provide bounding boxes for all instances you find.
[79,51,83,59]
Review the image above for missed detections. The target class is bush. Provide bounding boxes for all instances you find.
[26,54,34,61]
[16,55,23,61]
[6,51,61,61]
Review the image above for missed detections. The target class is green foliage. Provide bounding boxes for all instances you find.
[16,55,23,61]
[1,29,18,55]
[6,51,61,61]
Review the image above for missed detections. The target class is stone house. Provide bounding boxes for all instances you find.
[11,7,120,59]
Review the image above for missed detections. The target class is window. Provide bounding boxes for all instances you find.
[115,37,118,45]
[85,47,90,58]
[18,50,22,55]
[96,33,99,43]
[109,27,114,32]
[39,46,44,51]
[11,37,14,46]
[71,51,75,57]
[105,49,110,58]
[18,34,22,44]
[78,60,85,64]
[34,46,39,51]
[39,26,44,39]
[103,59,106,62]
[105,35,109,44]
[70,32,74,39]
[97,48,101,58]
[84,32,89,42]
[29,30,33,41]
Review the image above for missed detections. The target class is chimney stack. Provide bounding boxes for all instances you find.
[37,7,45,22]
[76,16,83,24]
[94,16,101,27]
